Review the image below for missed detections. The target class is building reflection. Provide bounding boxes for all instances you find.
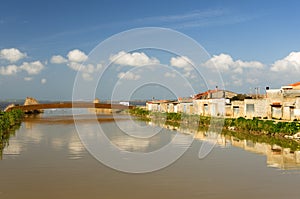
[148,121,300,170]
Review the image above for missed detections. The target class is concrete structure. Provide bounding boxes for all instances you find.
[193,89,237,100]
[229,101,245,118]
[145,82,300,121]
[178,98,194,114]
[146,100,170,112]
[193,99,225,116]
[266,82,300,120]
[5,102,133,112]
[244,99,268,119]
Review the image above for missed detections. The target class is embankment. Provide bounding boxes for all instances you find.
[130,108,300,151]
[0,109,24,158]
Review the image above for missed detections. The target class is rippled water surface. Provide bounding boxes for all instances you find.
[1,111,300,199]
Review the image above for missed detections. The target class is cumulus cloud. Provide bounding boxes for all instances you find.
[68,62,102,73]
[67,61,81,71]
[110,51,159,67]
[41,78,47,84]
[204,54,233,71]
[0,61,44,76]
[20,61,45,75]
[50,49,103,81]
[170,56,194,71]
[50,55,67,64]
[270,52,300,72]
[0,48,27,63]
[118,71,141,80]
[203,53,264,73]
[0,48,44,76]
[0,65,19,75]
[67,49,88,63]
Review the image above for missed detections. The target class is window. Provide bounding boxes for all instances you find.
[233,106,239,116]
[246,104,254,113]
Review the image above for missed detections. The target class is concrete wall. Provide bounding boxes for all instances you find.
[294,97,300,120]
[145,93,299,121]
[244,99,267,119]
[193,99,225,116]
[178,102,193,114]
[231,101,245,118]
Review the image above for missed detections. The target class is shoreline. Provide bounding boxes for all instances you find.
[130,108,300,151]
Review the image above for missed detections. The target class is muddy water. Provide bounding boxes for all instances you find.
[1,111,300,199]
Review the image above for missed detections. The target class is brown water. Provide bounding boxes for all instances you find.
[1,111,300,199]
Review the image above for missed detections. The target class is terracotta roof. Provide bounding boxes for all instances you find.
[289,82,300,87]
[271,102,282,106]
[193,89,219,99]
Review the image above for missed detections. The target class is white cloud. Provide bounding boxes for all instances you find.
[20,61,45,75]
[68,61,81,71]
[50,50,103,80]
[203,53,233,71]
[0,61,44,76]
[203,53,264,73]
[164,72,177,78]
[271,52,300,72]
[118,71,141,80]
[50,55,67,64]
[67,49,88,63]
[67,62,102,73]
[41,78,47,84]
[24,77,33,81]
[0,65,19,75]
[110,51,159,67]
[82,73,93,81]
[235,60,264,68]
[0,48,27,63]
[170,56,194,71]
[246,78,259,84]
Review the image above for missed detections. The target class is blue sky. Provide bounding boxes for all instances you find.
[1,0,300,100]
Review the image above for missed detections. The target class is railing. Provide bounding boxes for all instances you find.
[5,102,134,112]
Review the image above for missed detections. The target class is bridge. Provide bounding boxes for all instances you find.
[5,102,134,112]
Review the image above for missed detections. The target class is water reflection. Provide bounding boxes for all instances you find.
[2,113,86,160]
[68,134,85,160]
[147,121,300,170]
[2,112,300,199]
[0,127,21,159]
[2,111,300,170]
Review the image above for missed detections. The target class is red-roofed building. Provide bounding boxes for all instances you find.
[288,81,300,89]
[265,81,300,120]
[193,89,237,100]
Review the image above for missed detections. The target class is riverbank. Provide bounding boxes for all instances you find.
[130,108,300,151]
[0,109,24,158]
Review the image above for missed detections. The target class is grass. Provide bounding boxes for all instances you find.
[130,107,300,151]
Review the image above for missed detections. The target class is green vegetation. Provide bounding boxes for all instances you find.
[0,109,24,159]
[129,107,150,117]
[224,117,300,135]
[130,107,300,151]
[222,129,300,152]
[131,108,300,136]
